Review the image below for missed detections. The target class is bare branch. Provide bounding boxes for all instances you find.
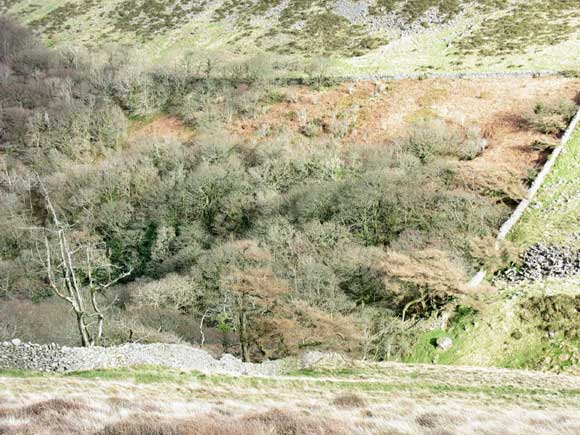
[44,236,74,305]
[97,269,133,291]
[40,182,60,226]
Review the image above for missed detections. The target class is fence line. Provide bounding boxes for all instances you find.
[467,107,580,288]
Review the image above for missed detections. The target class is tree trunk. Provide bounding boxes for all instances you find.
[199,310,208,348]
[76,312,91,347]
[41,187,131,349]
[95,313,104,346]
[239,310,249,362]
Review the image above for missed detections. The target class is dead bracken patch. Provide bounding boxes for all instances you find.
[416,412,446,428]
[0,399,85,419]
[332,393,368,408]
[130,115,194,143]
[232,76,580,180]
[95,410,347,435]
[23,398,84,416]
[243,409,345,435]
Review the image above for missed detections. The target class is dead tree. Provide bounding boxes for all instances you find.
[40,189,131,347]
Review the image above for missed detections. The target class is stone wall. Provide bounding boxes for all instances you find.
[468,106,580,288]
[0,340,280,375]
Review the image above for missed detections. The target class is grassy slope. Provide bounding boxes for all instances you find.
[404,128,580,374]
[2,0,580,74]
[1,364,579,434]
[511,128,580,249]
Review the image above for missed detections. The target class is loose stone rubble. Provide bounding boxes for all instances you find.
[0,341,280,375]
[502,243,580,282]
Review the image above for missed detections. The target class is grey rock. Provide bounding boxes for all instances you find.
[500,244,580,283]
[0,341,282,376]
[436,336,453,351]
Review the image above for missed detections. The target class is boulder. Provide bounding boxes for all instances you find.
[436,336,453,351]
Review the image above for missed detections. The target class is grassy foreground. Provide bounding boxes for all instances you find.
[1,362,580,434]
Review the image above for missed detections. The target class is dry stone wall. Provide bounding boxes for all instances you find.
[0,340,280,375]
[468,106,580,288]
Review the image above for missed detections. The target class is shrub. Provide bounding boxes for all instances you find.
[399,119,464,162]
[460,127,486,160]
[0,300,81,345]
[0,15,37,63]
[525,99,577,135]
[12,47,58,74]
[105,315,184,346]
[27,100,128,158]
[382,249,465,317]
[362,310,421,360]
[400,121,488,162]
[128,274,194,309]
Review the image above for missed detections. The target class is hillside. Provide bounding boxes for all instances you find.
[1,8,580,435]
[0,12,579,364]
[1,0,580,74]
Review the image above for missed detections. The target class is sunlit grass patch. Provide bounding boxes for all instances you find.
[511,127,580,248]
[65,366,203,383]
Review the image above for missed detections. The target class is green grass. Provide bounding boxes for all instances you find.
[457,0,580,57]
[394,278,579,374]
[0,366,205,383]
[511,128,580,248]
[4,0,580,74]
[400,126,580,374]
[3,365,579,403]
[64,366,204,383]
[0,368,50,378]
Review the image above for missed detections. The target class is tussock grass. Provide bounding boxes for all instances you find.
[96,411,345,435]
[1,363,580,434]
[332,393,367,408]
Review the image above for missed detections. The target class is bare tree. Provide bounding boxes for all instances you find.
[40,188,131,347]
[0,16,37,63]
[224,267,290,362]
